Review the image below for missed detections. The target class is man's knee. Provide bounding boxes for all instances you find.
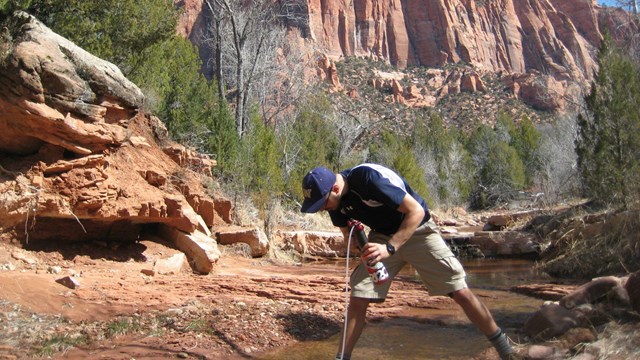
[450,288,476,306]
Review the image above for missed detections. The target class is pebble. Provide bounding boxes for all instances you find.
[48,266,62,274]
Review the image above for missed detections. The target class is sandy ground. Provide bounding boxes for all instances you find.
[0,237,502,360]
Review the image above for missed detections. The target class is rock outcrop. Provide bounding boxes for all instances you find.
[522,274,632,339]
[0,12,228,273]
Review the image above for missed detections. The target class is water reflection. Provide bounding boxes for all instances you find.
[259,321,489,360]
[463,258,551,289]
[258,258,546,360]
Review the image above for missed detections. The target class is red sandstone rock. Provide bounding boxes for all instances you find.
[559,276,628,309]
[0,12,233,273]
[216,226,270,258]
[274,230,347,257]
[177,0,638,112]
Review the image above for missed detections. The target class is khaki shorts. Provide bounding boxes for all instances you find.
[350,219,468,302]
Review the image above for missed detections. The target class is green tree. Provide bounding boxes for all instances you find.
[208,101,239,176]
[482,141,526,190]
[512,115,542,186]
[392,143,431,206]
[495,110,543,186]
[576,37,640,207]
[228,111,284,235]
[369,130,431,205]
[25,0,176,74]
[131,37,214,146]
[494,109,516,144]
[465,121,529,209]
[239,111,284,197]
[412,112,473,207]
[283,96,340,202]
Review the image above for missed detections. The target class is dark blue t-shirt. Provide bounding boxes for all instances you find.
[328,163,430,235]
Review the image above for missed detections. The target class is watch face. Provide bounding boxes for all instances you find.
[387,243,395,254]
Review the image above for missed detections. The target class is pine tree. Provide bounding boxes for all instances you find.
[25,0,177,73]
[576,36,640,207]
[465,121,529,209]
[508,115,542,187]
[281,95,341,201]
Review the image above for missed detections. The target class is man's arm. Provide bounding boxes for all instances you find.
[362,194,425,263]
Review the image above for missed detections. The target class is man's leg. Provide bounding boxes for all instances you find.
[336,297,370,360]
[451,288,516,359]
[450,287,498,334]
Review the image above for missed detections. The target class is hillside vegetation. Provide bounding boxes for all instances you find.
[2,0,639,219]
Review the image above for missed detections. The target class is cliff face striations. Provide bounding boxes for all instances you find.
[176,0,634,111]
[306,0,605,80]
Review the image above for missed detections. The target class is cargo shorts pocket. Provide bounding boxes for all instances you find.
[423,237,464,275]
[424,237,455,259]
[438,255,465,275]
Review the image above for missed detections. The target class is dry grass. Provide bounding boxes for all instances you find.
[578,322,640,360]
[538,209,640,279]
[0,299,81,356]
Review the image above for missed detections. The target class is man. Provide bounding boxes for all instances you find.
[300,164,517,360]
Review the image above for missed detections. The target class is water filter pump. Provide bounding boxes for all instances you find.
[347,219,390,285]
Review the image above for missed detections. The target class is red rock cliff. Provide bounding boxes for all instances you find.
[179,0,618,80]
[176,0,635,111]
[307,0,607,80]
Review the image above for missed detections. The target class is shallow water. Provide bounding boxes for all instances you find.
[258,258,548,360]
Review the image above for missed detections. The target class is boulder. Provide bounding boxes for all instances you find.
[216,226,269,258]
[523,303,584,340]
[625,271,640,313]
[0,11,143,156]
[512,284,577,301]
[153,253,187,275]
[559,276,629,309]
[159,225,221,274]
[471,231,542,256]
[275,230,346,257]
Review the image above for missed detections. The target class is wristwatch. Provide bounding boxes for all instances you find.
[386,242,396,255]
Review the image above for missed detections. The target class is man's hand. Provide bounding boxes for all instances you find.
[362,242,390,264]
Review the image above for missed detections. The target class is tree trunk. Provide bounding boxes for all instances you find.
[235,53,245,136]
[215,19,225,105]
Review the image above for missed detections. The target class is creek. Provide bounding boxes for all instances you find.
[258,258,551,360]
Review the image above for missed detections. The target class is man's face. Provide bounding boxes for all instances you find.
[321,189,339,211]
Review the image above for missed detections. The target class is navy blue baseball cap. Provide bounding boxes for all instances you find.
[300,167,336,213]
